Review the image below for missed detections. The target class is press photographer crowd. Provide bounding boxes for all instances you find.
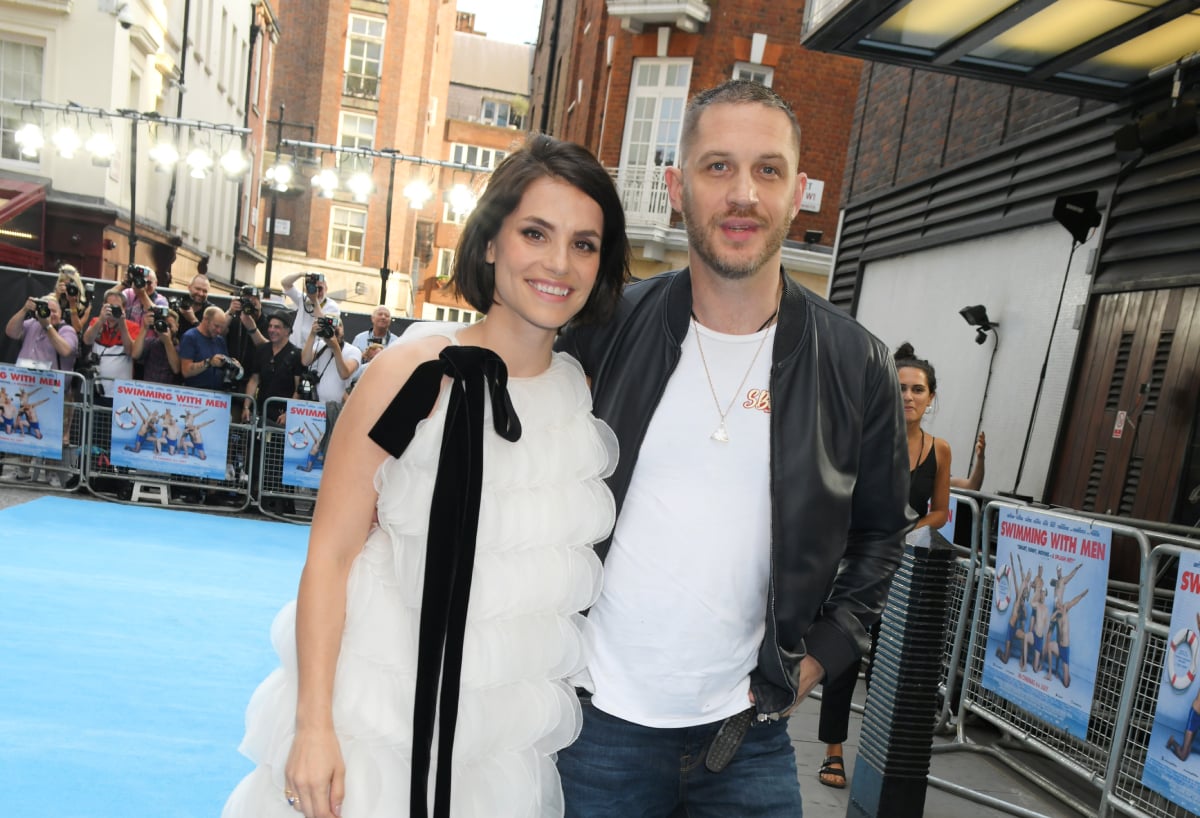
[1,264,407,502]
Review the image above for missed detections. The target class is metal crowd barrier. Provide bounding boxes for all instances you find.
[84,386,255,512]
[927,498,1200,818]
[934,491,984,734]
[0,368,88,492]
[254,396,320,524]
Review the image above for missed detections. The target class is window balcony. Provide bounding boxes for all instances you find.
[609,164,672,228]
[606,0,710,33]
[343,74,380,99]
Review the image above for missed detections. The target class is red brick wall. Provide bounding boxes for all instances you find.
[537,1,863,248]
[844,62,1102,201]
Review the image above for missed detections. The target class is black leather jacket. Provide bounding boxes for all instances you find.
[559,269,914,718]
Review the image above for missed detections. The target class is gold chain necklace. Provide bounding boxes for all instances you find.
[692,308,778,443]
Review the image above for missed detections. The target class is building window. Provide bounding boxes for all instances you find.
[616,58,691,221]
[329,206,367,262]
[433,305,482,324]
[733,62,773,87]
[437,248,455,279]
[480,98,520,128]
[0,41,44,162]
[449,143,507,170]
[345,16,385,98]
[338,111,376,173]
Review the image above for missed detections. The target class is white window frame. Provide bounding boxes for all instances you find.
[329,206,367,262]
[733,62,774,87]
[449,143,507,170]
[345,15,385,97]
[616,57,691,223]
[338,111,376,173]
[480,98,516,128]
[0,40,44,164]
[437,247,455,279]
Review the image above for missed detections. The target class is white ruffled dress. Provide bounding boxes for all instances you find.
[223,350,616,818]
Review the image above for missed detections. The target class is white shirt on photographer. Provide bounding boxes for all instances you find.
[284,284,340,348]
[308,339,361,403]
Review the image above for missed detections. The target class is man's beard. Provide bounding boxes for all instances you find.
[681,187,790,281]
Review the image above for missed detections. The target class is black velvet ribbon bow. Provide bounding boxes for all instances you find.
[368,345,522,818]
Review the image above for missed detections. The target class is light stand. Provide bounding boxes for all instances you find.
[958,305,999,479]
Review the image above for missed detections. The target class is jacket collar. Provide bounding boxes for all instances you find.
[664,266,809,360]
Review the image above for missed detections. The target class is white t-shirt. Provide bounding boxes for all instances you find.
[308,339,361,403]
[579,322,776,727]
[284,284,340,349]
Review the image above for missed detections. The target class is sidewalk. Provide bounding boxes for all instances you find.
[790,689,1101,818]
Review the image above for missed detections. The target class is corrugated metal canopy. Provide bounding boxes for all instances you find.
[802,0,1200,100]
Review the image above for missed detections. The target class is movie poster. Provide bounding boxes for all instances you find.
[0,365,66,460]
[981,506,1112,740]
[939,495,960,545]
[281,400,326,490]
[109,380,230,480]
[1142,548,1200,814]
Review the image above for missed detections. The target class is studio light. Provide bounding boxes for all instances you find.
[149,140,180,171]
[960,304,998,344]
[403,178,433,209]
[265,160,294,192]
[312,167,339,198]
[14,122,44,158]
[51,126,82,159]
[186,148,214,179]
[347,170,374,203]
[86,132,116,166]
[448,182,477,216]
[218,148,250,179]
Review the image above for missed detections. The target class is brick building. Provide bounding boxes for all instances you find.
[261,0,457,316]
[530,0,862,290]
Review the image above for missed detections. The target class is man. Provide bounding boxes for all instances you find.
[348,305,400,386]
[242,314,301,426]
[82,288,145,401]
[280,271,340,348]
[225,286,269,394]
[121,265,170,328]
[555,80,913,815]
[178,306,233,390]
[6,295,78,372]
[175,273,212,334]
[300,314,360,404]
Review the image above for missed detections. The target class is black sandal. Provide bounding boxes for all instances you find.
[819,755,847,789]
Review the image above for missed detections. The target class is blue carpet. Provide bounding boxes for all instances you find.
[0,496,309,817]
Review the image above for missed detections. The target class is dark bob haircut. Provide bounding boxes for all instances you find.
[451,133,630,326]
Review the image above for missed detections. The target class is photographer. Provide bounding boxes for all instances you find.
[300,314,360,404]
[241,314,301,425]
[6,296,78,372]
[280,271,340,348]
[179,306,238,391]
[82,288,144,401]
[174,274,212,334]
[138,307,182,385]
[121,264,169,328]
[53,265,92,336]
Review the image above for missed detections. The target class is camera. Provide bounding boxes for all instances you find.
[239,285,260,314]
[128,264,150,290]
[65,281,80,298]
[77,351,100,380]
[153,306,170,334]
[304,273,323,297]
[315,315,337,340]
[218,357,245,386]
[34,299,52,320]
[176,292,193,311]
[298,368,320,401]
[109,303,123,320]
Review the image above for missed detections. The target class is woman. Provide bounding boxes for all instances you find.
[816,342,952,789]
[54,264,91,337]
[224,134,630,818]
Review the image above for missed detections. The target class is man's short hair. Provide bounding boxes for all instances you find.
[679,80,802,166]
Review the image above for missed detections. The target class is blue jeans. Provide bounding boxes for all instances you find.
[558,699,803,817]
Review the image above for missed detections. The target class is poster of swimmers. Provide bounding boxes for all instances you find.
[108,380,230,480]
[0,365,66,459]
[1141,547,1200,814]
[981,506,1112,740]
[281,400,326,490]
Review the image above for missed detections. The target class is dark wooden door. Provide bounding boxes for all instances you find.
[1048,287,1200,534]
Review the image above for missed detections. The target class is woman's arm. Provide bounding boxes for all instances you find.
[286,336,447,818]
